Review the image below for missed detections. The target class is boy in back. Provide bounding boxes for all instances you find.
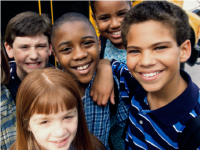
[103,1,200,149]
[51,12,129,149]
[4,11,53,101]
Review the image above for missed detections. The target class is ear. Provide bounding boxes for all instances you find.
[4,42,14,58]
[98,37,101,54]
[48,44,52,56]
[52,50,60,65]
[179,40,191,63]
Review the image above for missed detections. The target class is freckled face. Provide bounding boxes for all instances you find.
[126,21,182,93]
[52,21,100,85]
[29,107,78,150]
[94,1,130,49]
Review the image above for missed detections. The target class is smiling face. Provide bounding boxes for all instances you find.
[93,1,130,49]
[29,107,78,150]
[52,21,100,85]
[5,34,52,81]
[126,20,187,93]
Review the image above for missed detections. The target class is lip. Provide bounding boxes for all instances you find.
[25,62,42,69]
[50,137,68,147]
[72,61,92,75]
[138,70,163,82]
[109,30,121,39]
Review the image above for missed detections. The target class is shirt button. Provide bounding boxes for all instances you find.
[139,120,143,125]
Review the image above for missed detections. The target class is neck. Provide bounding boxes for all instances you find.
[147,74,188,110]
[16,67,26,81]
[79,83,89,98]
[112,42,125,50]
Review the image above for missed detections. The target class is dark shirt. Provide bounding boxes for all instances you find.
[6,61,54,102]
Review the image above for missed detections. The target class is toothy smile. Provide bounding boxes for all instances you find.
[53,139,66,143]
[112,31,121,35]
[76,64,90,70]
[26,62,40,66]
[141,71,161,77]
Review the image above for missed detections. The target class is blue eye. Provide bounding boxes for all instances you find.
[155,46,167,50]
[21,46,28,49]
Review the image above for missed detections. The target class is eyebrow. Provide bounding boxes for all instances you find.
[58,41,71,48]
[98,9,129,19]
[33,109,77,122]
[58,36,95,48]
[81,36,95,40]
[127,41,172,49]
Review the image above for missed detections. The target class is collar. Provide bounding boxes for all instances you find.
[82,72,96,99]
[135,69,200,127]
[9,61,21,84]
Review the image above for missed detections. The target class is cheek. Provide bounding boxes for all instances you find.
[127,55,137,70]
[39,51,50,61]
[67,117,78,137]
[98,22,107,32]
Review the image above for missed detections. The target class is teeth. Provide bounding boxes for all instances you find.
[54,139,65,143]
[27,63,39,66]
[77,64,89,70]
[112,31,121,35]
[142,71,160,77]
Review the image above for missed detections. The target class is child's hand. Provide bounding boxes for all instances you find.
[90,59,115,106]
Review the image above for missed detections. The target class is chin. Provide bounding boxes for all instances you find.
[140,83,163,93]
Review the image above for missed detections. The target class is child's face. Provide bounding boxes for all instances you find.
[126,20,184,93]
[29,107,78,150]
[53,21,100,85]
[5,34,52,80]
[93,1,130,48]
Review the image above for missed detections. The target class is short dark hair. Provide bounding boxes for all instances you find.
[121,1,190,48]
[90,1,132,16]
[4,11,51,47]
[51,12,97,50]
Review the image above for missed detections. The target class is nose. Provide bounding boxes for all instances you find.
[72,46,88,60]
[29,47,38,60]
[110,17,121,29]
[139,51,157,67]
[52,122,67,137]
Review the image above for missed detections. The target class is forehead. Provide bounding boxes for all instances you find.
[127,21,175,45]
[95,1,130,14]
[31,107,78,121]
[53,21,96,47]
[13,34,49,46]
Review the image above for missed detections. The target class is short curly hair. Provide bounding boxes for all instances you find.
[121,1,190,48]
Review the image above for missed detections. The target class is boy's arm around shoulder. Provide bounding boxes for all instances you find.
[111,59,138,103]
[90,59,115,106]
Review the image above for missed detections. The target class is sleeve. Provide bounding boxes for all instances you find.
[110,59,138,126]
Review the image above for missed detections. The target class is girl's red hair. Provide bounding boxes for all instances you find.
[11,68,105,150]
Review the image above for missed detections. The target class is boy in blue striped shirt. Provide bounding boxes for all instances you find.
[99,1,200,149]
